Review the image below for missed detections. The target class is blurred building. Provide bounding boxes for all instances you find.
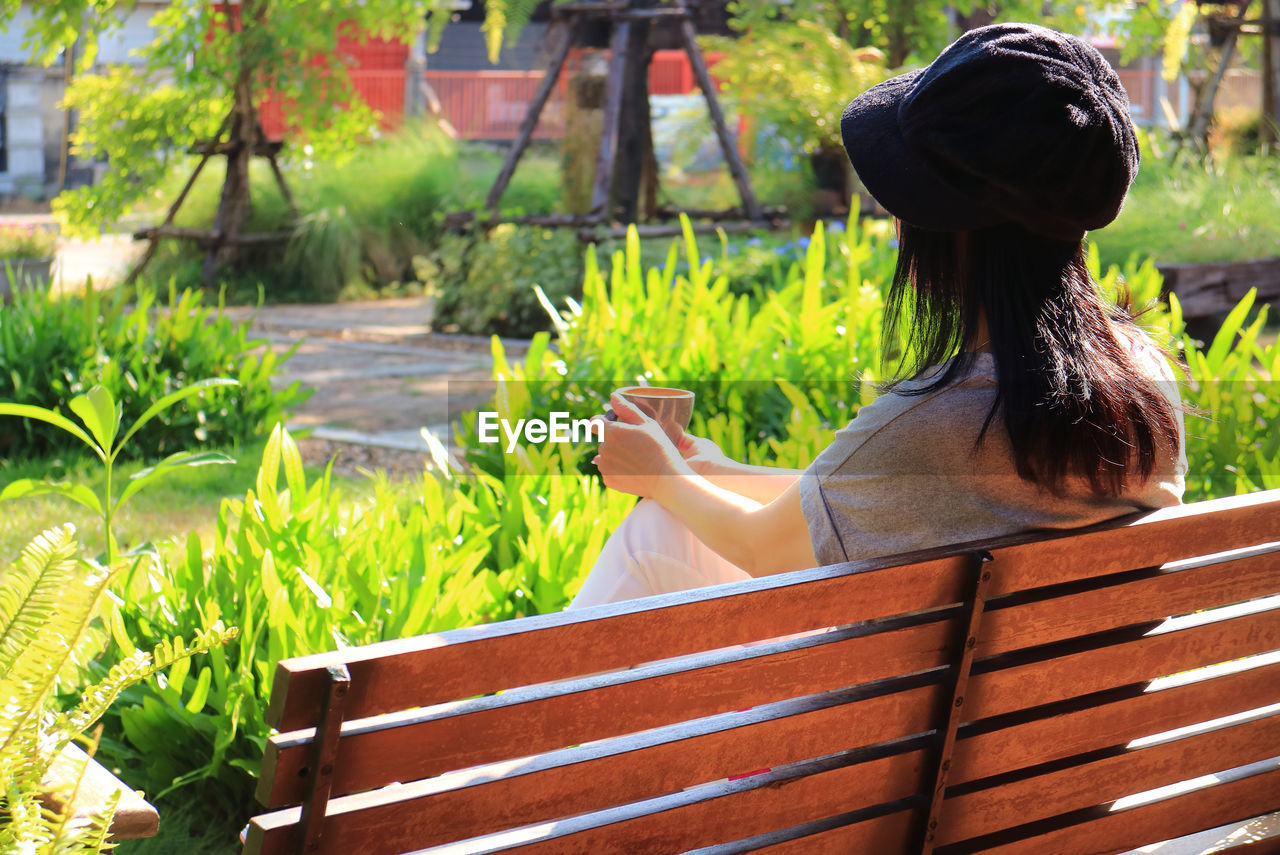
[0,1,164,199]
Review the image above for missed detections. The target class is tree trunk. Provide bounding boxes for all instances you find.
[204,3,259,286]
[564,54,608,216]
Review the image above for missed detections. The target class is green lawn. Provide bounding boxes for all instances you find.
[0,440,407,568]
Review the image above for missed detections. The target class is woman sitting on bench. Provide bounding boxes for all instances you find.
[571,23,1187,609]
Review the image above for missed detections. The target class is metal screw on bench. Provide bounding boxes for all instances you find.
[919,550,994,855]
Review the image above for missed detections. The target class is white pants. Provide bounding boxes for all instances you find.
[568,499,753,609]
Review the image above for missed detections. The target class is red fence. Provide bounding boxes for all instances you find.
[259,32,409,140]
[425,49,721,141]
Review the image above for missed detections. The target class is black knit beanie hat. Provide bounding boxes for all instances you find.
[840,23,1139,241]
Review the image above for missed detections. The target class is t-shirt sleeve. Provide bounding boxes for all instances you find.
[798,382,987,566]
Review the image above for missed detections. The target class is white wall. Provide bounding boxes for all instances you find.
[1,2,165,193]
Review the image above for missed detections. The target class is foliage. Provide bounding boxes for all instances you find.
[704,22,886,157]
[460,216,891,478]
[0,284,307,462]
[132,130,564,303]
[95,425,633,809]
[426,225,585,337]
[0,382,237,565]
[724,0,1048,69]
[1210,107,1264,157]
[0,524,235,854]
[0,224,59,259]
[1178,290,1280,498]
[3,0,508,238]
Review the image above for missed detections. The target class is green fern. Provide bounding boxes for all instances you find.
[0,526,238,853]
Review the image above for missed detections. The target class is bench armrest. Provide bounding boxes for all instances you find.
[40,743,160,840]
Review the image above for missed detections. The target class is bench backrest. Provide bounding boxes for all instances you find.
[243,489,1280,855]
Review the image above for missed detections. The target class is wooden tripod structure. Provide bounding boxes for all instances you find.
[126,107,299,289]
[1185,0,1280,152]
[450,0,772,240]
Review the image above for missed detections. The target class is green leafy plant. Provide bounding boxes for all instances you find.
[705,21,887,159]
[96,424,633,809]
[463,216,890,476]
[0,382,237,564]
[427,225,584,337]
[0,283,306,462]
[0,525,236,854]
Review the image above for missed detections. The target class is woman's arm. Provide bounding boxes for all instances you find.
[595,397,817,577]
[678,435,804,504]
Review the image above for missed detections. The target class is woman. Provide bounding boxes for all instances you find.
[570,23,1186,609]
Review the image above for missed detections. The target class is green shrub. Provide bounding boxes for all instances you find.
[95,425,634,810]
[135,127,566,304]
[461,216,896,477]
[0,284,308,463]
[426,224,584,337]
[0,525,234,855]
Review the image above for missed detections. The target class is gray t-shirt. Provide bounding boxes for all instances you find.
[799,346,1187,566]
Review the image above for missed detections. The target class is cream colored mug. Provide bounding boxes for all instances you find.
[607,386,695,446]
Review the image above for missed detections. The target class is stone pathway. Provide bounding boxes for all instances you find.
[219,298,529,468]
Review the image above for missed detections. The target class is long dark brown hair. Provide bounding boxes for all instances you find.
[883,221,1180,496]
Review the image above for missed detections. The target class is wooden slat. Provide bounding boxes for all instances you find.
[268,490,1280,733]
[939,709,1280,845]
[952,655,1280,784]
[982,490,1280,598]
[267,554,970,732]
[252,682,944,852]
[979,543,1280,656]
[261,616,958,806]
[969,760,1280,855]
[255,636,1280,850]
[427,749,931,855]
[967,599,1280,720]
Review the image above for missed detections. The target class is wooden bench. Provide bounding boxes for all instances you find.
[243,489,1280,855]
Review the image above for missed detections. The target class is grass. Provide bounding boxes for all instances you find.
[0,438,413,567]
[1091,152,1280,270]
[114,798,242,855]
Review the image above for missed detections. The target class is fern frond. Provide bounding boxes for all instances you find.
[64,621,238,737]
[0,525,89,677]
[0,528,112,767]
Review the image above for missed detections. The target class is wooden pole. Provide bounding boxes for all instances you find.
[484,20,575,215]
[125,111,234,287]
[612,0,655,223]
[678,18,761,220]
[1263,0,1280,150]
[1188,3,1250,150]
[590,19,631,218]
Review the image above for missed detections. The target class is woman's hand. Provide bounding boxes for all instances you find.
[677,433,731,478]
[593,395,693,499]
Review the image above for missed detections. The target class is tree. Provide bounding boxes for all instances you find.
[2,1,541,262]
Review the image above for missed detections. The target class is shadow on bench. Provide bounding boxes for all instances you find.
[243,489,1280,854]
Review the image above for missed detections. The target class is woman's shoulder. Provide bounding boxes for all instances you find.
[815,357,999,474]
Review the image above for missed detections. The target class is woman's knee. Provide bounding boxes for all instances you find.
[618,498,686,550]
